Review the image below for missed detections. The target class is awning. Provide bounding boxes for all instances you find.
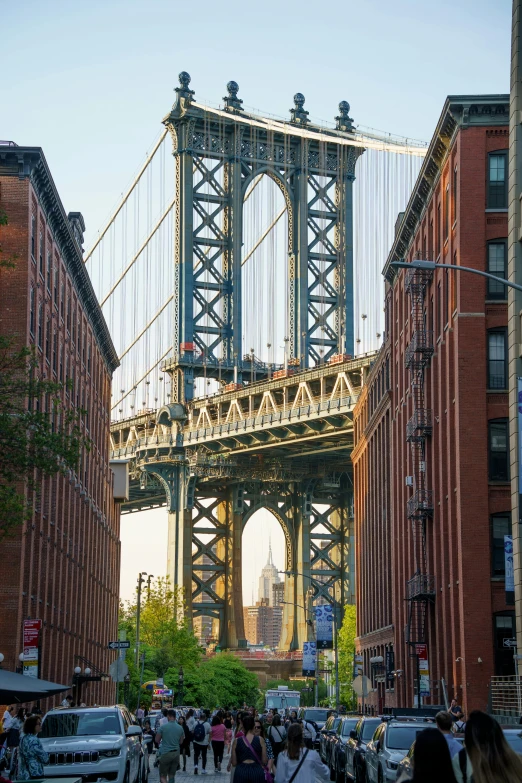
[0,669,70,703]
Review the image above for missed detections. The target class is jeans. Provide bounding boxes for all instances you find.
[194,743,207,770]
[212,740,224,768]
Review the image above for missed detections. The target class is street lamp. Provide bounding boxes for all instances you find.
[280,600,314,627]
[390,259,522,293]
[281,569,341,711]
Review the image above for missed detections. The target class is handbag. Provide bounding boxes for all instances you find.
[287,749,309,783]
[242,735,274,783]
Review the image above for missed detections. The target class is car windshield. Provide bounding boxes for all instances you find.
[304,710,329,722]
[387,727,425,750]
[342,720,359,736]
[504,732,522,754]
[41,712,122,738]
[362,721,381,740]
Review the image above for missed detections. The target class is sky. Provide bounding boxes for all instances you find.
[1,0,512,603]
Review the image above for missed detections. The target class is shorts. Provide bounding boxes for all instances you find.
[159,749,180,777]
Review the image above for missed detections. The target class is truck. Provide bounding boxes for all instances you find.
[265,685,301,713]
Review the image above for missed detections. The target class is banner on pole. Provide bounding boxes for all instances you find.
[23,619,42,678]
[315,605,334,649]
[415,643,430,696]
[302,642,317,677]
[505,535,515,593]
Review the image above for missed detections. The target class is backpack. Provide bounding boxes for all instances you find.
[194,721,206,743]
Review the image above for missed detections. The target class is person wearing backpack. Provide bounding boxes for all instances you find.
[275,723,329,783]
[267,715,287,766]
[300,720,317,751]
[452,710,522,783]
[193,713,211,775]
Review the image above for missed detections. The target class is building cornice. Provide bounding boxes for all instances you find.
[382,94,509,284]
[0,146,119,374]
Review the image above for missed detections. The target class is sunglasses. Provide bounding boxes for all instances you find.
[254,725,262,730]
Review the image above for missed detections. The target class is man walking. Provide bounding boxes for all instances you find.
[435,711,462,758]
[156,709,185,783]
[193,711,211,774]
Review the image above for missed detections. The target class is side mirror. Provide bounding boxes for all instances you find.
[126,726,143,737]
[349,730,357,740]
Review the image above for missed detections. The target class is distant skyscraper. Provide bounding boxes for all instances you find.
[272,582,284,607]
[258,540,281,607]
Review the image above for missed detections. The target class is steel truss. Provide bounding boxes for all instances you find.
[163,73,363,402]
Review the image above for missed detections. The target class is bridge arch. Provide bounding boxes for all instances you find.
[242,500,295,573]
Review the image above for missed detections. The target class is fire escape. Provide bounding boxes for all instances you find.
[404,263,435,647]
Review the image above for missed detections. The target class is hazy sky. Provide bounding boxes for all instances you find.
[1,0,511,603]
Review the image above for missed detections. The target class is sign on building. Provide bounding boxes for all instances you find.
[23,619,42,678]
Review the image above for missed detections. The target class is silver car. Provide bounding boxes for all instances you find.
[365,719,432,783]
[40,705,145,783]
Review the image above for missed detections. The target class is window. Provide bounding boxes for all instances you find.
[52,330,58,373]
[437,282,441,335]
[67,296,71,333]
[487,240,507,299]
[437,203,441,256]
[87,343,91,374]
[59,344,63,381]
[31,215,36,260]
[39,232,44,276]
[444,183,449,239]
[65,355,69,395]
[444,269,449,326]
[452,165,458,224]
[60,282,65,319]
[29,287,35,335]
[452,251,457,312]
[488,329,507,389]
[489,418,510,481]
[429,219,433,257]
[37,302,43,349]
[78,315,82,354]
[488,151,508,209]
[45,317,51,361]
[53,264,59,306]
[494,612,516,675]
[492,513,511,576]
[46,251,51,291]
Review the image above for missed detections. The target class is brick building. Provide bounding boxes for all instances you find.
[354,95,512,714]
[0,144,120,704]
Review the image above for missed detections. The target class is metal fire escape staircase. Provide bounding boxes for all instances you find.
[404,263,435,647]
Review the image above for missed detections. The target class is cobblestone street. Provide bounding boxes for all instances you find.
[148,747,231,783]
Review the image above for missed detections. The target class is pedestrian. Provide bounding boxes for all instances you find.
[193,711,211,774]
[253,719,275,775]
[187,709,196,736]
[137,704,145,726]
[396,728,457,783]
[155,709,185,783]
[211,714,226,772]
[1,707,14,744]
[224,712,233,756]
[435,711,463,758]
[274,723,329,783]
[7,709,24,748]
[231,715,267,783]
[266,715,286,766]
[142,720,155,772]
[178,715,192,773]
[449,699,464,724]
[60,695,73,708]
[300,718,316,751]
[17,715,49,780]
[285,711,298,731]
[452,710,522,783]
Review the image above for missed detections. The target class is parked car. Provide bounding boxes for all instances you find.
[329,717,360,783]
[345,716,382,783]
[365,718,435,783]
[297,708,335,749]
[319,715,342,766]
[40,705,147,783]
[502,728,522,754]
[395,734,464,781]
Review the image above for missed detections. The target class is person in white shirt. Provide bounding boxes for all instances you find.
[275,723,329,783]
[2,706,14,732]
[300,720,317,750]
[186,709,196,734]
[193,715,211,774]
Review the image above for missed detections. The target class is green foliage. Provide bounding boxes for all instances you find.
[338,605,357,710]
[0,335,88,537]
[177,653,259,709]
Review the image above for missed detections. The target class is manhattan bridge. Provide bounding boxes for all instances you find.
[85,73,426,650]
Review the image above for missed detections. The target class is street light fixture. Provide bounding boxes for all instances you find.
[280,600,313,627]
[390,259,522,293]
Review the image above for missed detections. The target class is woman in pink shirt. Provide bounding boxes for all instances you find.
[211,715,227,772]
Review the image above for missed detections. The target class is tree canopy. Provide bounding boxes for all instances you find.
[337,604,357,710]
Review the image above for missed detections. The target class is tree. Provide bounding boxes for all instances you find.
[337,605,357,710]
[0,336,88,537]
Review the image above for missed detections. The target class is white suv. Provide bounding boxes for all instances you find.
[40,705,145,783]
[365,718,434,782]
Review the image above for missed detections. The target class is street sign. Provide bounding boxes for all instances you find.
[108,640,130,650]
[352,675,372,697]
[504,638,517,648]
[109,659,129,682]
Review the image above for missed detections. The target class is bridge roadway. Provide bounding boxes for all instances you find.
[110,353,376,513]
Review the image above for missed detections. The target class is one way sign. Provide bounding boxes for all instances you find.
[108,641,130,650]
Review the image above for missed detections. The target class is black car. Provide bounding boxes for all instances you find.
[319,715,342,766]
[345,716,382,783]
[330,716,360,783]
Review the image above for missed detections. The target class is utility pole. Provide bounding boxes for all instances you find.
[509,0,522,678]
[136,572,147,667]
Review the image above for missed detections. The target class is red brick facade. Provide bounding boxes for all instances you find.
[354,95,512,714]
[0,145,120,705]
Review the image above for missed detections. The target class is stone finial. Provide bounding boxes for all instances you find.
[175,71,195,102]
[224,80,243,112]
[336,100,354,132]
[290,93,309,125]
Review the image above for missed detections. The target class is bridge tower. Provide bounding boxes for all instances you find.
[114,74,367,651]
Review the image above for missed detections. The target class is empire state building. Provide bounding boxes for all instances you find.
[258,541,281,607]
